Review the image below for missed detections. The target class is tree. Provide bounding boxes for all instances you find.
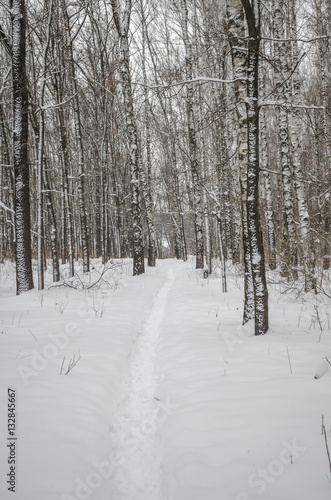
[226,0,255,323]
[272,0,298,280]
[36,0,54,290]
[180,0,204,269]
[242,0,268,335]
[60,0,90,273]
[227,0,268,334]
[4,0,34,294]
[110,0,145,275]
[139,0,157,267]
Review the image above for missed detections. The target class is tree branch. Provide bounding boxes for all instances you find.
[0,23,12,57]
[129,75,246,90]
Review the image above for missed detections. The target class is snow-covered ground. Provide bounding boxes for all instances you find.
[0,258,330,500]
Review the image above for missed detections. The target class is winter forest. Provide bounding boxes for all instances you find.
[0,0,331,499]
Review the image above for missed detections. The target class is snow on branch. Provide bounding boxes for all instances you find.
[39,93,78,112]
[130,76,246,90]
[259,101,324,111]
[261,35,331,43]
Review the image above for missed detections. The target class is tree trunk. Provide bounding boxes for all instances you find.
[180,0,204,269]
[36,0,53,290]
[60,0,89,273]
[318,29,331,269]
[289,2,315,291]
[226,0,254,324]
[140,1,157,267]
[260,72,276,271]
[273,0,297,280]
[11,0,34,294]
[58,110,75,278]
[43,159,60,282]
[110,0,145,275]
[242,0,269,335]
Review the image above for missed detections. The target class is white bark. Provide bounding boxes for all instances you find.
[11,0,34,294]
[180,0,204,269]
[140,1,157,267]
[60,0,89,273]
[260,71,276,270]
[317,17,331,269]
[289,2,314,290]
[242,0,269,335]
[37,0,53,290]
[273,0,297,279]
[111,0,145,275]
[226,0,254,323]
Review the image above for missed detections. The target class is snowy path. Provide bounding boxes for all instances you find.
[108,266,175,500]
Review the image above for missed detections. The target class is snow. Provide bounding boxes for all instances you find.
[0,258,330,500]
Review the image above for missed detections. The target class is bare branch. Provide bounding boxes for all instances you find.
[261,35,331,43]
[259,101,324,111]
[129,75,246,90]
[0,23,12,57]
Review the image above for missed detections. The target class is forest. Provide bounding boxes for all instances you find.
[1,2,331,499]
[0,0,330,336]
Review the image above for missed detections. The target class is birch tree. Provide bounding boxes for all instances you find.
[273,0,297,279]
[315,0,331,269]
[36,0,53,290]
[180,0,204,269]
[9,0,34,293]
[139,0,157,267]
[288,1,315,291]
[60,0,89,273]
[226,0,254,323]
[260,69,276,271]
[110,0,145,275]
[227,0,268,334]
[242,0,268,335]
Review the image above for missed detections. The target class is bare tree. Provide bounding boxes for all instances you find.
[36,0,54,290]
[110,0,145,275]
[242,0,268,335]
[226,0,254,323]
[5,0,34,293]
[60,0,89,273]
[180,0,204,269]
[227,0,268,334]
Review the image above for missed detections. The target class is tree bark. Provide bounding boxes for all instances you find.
[36,0,53,290]
[226,0,254,323]
[60,0,89,273]
[260,71,276,271]
[242,0,268,335]
[140,1,157,267]
[110,0,145,275]
[11,0,34,294]
[180,0,204,269]
[289,2,315,291]
[273,0,297,279]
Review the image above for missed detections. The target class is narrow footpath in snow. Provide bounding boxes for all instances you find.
[107,266,175,500]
